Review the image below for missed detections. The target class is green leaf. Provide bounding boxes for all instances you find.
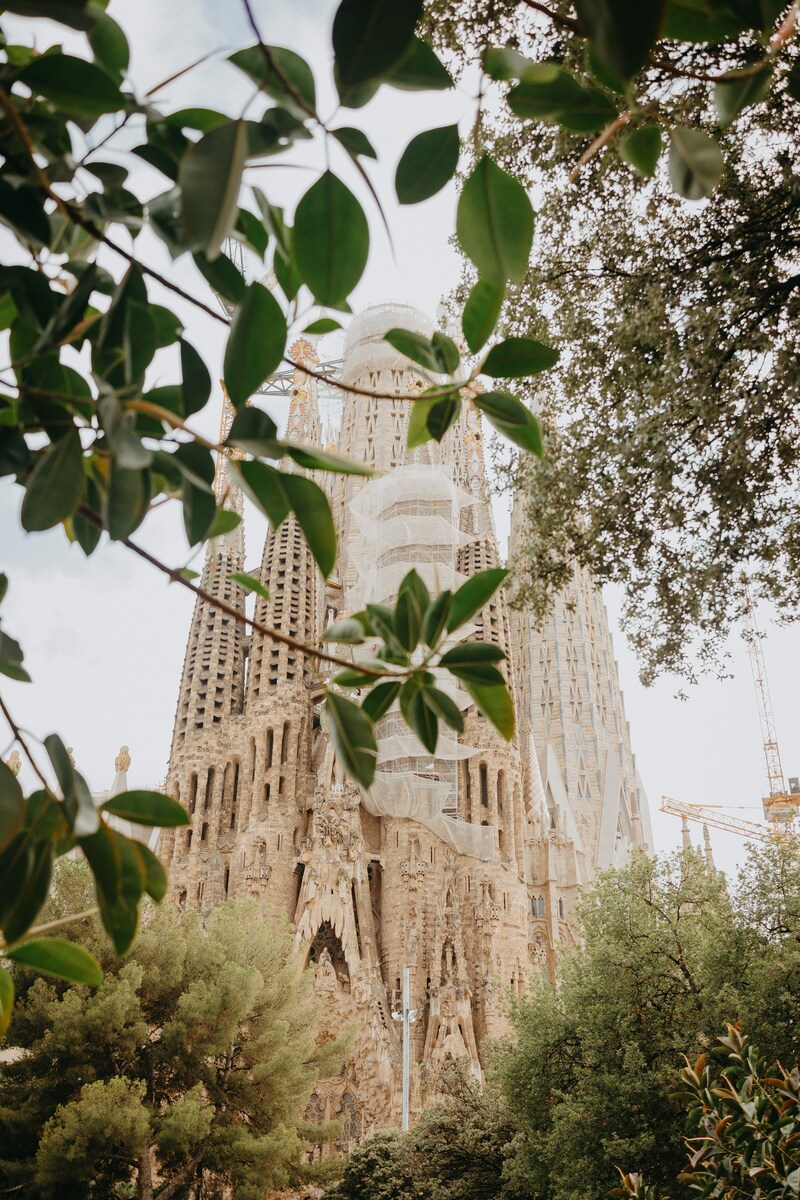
[323,618,366,643]
[0,629,30,683]
[422,590,451,647]
[465,680,515,740]
[0,965,13,1037]
[0,181,50,248]
[714,67,773,129]
[324,691,378,788]
[207,508,241,539]
[441,655,506,686]
[333,0,423,87]
[173,441,215,493]
[20,429,84,532]
[226,406,279,455]
[223,282,287,406]
[407,685,438,754]
[44,733,98,838]
[105,465,151,541]
[361,679,401,721]
[425,685,464,733]
[788,60,800,103]
[483,46,536,81]
[303,316,344,333]
[662,3,750,41]
[180,338,212,418]
[573,0,666,80]
[440,641,505,666]
[366,603,404,656]
[395,586,423,652]
[385,36,453,90]
[231,460,290,528]
[2,840,52,944]
[506,63,586,119]
[294,171,369,306]
[395,124,460,205]
[406,396,437,449]
[619,124,663,176]
[669,127,724,200]
[481,337,559,378]
[19,53,124,115]
[431,332,460,374]
[88,11,129,79]
[2,1,94,28]
[99,395,152,470]
[230,572,270,601]
[132,841,167,902]
[447,567,508,632]
[283,443,374,476]
[331,127,377,159]
[179,119,248,259]
[334,667,378,687]
[385,328,440,372]
[473,390,543,454]
[235,207,268,259]
[6,937,102,985]
[162,108,228,133]
[103,789,189,827]
[193,250,246,305]
[462,279,505,355]
[457,156,534,285]
[228,45,316,116]
[80,825,147,955]
[280,471,337,577]
[427,392,461,441]
[0,761,24,856]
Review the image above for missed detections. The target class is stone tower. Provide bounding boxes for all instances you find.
[160,305,651,1142]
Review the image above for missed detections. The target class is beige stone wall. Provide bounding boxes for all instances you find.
[164,304,650,1138]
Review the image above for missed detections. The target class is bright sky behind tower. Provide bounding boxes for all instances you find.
[1,0,798,880]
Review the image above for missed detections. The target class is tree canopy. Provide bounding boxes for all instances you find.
[499,842,800,1200]
[429,0,800,681]
[0,862,342,1199]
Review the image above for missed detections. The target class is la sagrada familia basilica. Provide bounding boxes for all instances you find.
[158,303,653,1145]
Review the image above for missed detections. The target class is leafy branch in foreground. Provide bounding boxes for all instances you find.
[618,1025,800,1200]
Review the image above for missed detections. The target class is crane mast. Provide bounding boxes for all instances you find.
[741,576,797,827]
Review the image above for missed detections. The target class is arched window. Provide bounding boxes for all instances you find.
[479,762,489,807]
[497,770,505,812]
[558,897,565,919]
[538,896,545,918]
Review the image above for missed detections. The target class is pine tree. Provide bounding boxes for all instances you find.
[0,862,343,1200]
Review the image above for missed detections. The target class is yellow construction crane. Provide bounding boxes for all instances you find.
[660,794,773,844]
[660,578,798,847]
[741,575,799,827]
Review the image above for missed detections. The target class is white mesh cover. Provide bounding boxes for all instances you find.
[348,464,496,862]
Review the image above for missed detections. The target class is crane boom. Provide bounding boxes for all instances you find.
[660,795,773,844]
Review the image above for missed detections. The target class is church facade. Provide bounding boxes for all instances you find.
[158,303,652,1142]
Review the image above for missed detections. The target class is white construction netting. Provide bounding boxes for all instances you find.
[341,302,434,385]
[348,464,495,861]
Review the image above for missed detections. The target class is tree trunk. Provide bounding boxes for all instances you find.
[138,1146,155,1200]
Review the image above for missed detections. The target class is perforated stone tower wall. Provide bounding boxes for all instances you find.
[161,305,651,1143]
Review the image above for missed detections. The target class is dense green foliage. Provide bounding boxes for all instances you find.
[428,0,800,681]
[622,1026,800,1200]
[499,843,800,1200]
[329,843,800,1200]
[331,1070,523,1200]
[0,862,341,1199]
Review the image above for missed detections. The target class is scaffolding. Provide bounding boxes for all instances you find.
[348,464,494,861]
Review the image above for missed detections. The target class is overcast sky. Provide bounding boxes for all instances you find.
[1,0,797,880]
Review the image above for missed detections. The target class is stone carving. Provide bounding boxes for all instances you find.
[115,745,131,774]
[163,303,650,1143]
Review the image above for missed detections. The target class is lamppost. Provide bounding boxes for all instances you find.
[391,966,418,1131]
